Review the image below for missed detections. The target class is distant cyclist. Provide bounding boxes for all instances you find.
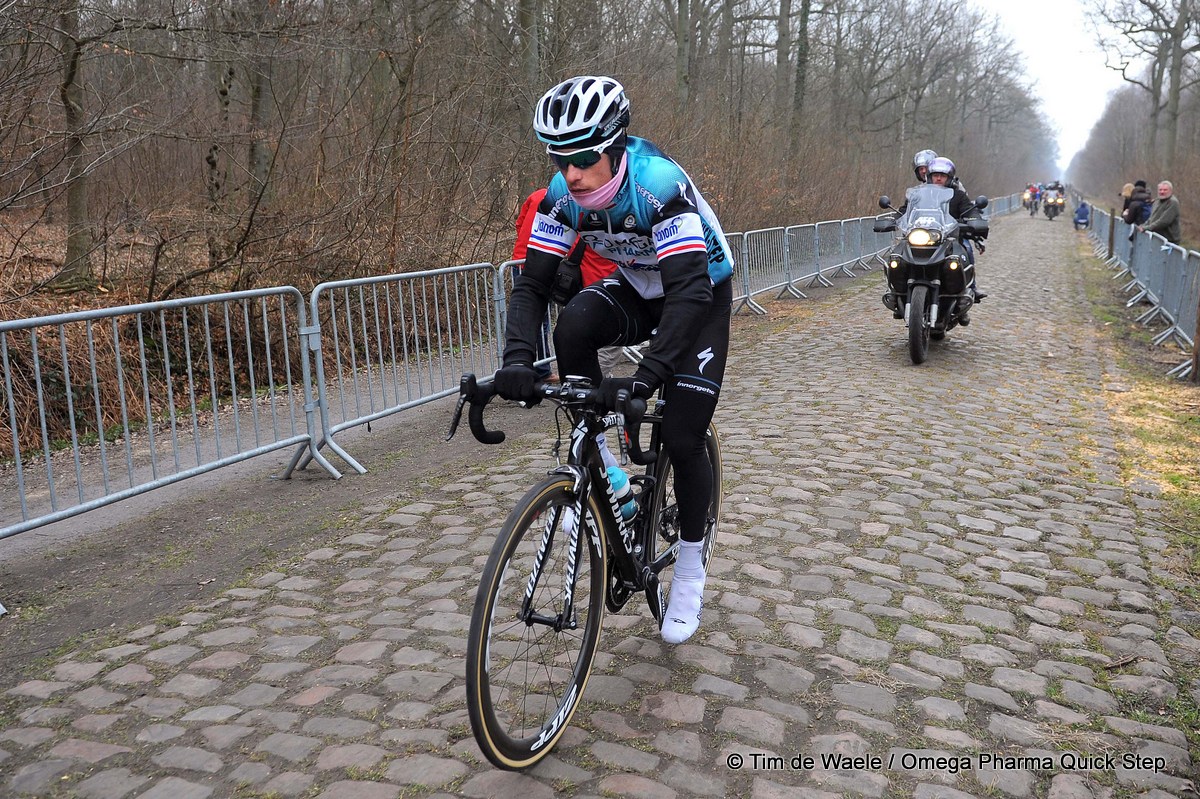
[493,75,734,644]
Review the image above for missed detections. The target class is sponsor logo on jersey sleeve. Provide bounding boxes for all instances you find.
[529,211,572,257]
[652,213,707,259]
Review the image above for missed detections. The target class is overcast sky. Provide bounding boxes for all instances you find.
[970,0,1131,174]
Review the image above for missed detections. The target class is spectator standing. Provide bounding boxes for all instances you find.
[1124,180,1152,224]
[1140,181,1181,244]
[1120,182,1133,219]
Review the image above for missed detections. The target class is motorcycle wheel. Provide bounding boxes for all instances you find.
[908,285,930,365]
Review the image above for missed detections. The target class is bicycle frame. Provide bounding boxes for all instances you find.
[542,407,670,628]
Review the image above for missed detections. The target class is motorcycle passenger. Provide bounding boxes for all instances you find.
[913,149,938,183]
[925,157,986,304]
[494,75,735,645]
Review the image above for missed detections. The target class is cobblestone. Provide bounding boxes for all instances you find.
[2,218,1197,798]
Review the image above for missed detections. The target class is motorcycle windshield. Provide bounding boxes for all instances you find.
[898,185,957,235]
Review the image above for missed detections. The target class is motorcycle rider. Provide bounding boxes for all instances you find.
[912,148,968,194]
[898,156,976,218]
[889,156,986,312]
[1042,186,1062,219]
[925,157,986,305]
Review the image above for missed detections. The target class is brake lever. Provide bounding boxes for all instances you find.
[445,374,476,441]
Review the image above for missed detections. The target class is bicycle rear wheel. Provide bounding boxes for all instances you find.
[465,474,608,770]
[649,422,722,573]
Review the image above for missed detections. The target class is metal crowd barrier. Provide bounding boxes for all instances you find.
[1,288,334,540]
[1,198,1023,540]
[1085,208,1200,378]
[732,216,895,316]
[285,263,500,477]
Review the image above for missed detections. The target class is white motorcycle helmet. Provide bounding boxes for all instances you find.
[912,149,938,182]
[927,157,956,183]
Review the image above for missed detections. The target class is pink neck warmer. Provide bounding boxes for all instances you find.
[569,153,628,210]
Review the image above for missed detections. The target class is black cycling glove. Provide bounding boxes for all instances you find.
[596,376,654,410]
[494,363,540,404]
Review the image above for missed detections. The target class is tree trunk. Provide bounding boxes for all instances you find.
[717,0,733,113]
[774,0,792,124]
[247,58,272,206]
[675,0,690,110]
[789,0,811,150]
[56,0,92,289]
[1147,42,1166,164]
[1161,11,1189,171]
[518,0,539,88]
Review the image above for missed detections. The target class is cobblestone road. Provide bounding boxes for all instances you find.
[2,213,1198,798]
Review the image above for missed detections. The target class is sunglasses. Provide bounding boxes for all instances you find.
[550,149,604,171]
[547,135,617,171]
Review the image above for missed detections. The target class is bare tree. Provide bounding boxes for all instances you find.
[1092,0,1200,169]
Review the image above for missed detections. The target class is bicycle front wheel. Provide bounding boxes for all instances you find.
[465,474,608,770]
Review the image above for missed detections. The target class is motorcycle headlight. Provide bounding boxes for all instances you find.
[907,229,940,247]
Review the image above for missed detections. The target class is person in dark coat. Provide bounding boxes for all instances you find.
[1124,180,1152,224]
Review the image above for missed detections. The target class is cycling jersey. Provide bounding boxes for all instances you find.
[505,136,734,390]
[527,136,735,298]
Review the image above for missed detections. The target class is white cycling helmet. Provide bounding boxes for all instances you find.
[533,76,630,151]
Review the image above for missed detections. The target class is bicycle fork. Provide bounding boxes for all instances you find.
[521,465,591,632]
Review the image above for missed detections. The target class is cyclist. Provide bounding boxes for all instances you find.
[493,75,735,644]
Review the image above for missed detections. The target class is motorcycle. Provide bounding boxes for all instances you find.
[874,185,990,364]
[1022,190,1033,211]
[1043,191,1063,220]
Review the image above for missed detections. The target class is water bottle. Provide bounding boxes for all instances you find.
[605,466,638,521]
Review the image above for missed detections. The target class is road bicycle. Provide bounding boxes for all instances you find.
[447,373,722,770]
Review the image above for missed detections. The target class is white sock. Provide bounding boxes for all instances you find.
[662,540,706,644]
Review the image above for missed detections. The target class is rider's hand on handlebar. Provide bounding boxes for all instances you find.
[494,363,541,404]
[597,376,653,410]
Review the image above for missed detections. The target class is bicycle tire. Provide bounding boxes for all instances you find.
[649,422,722,580]
[465,474,608,770]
